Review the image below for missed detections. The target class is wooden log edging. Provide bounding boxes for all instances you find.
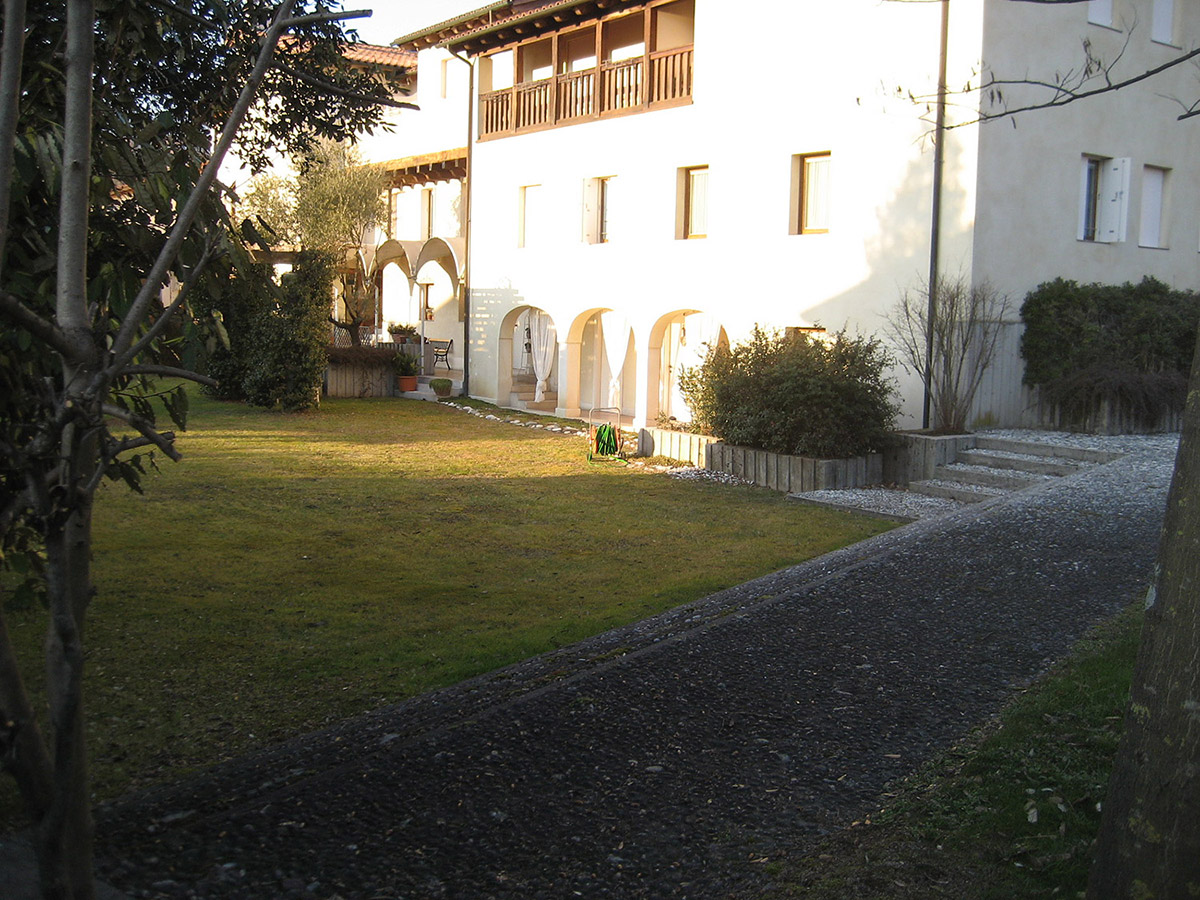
[637,428,883,494]
[704,441,883,493]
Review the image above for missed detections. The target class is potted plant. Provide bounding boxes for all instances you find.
[393,351,420,392]
[388,322,418,345]
[429,377,453,398]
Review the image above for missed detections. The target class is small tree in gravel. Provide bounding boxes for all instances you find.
[887,274,1012,433]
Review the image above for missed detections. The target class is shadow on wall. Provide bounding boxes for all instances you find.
[801,140,978,428]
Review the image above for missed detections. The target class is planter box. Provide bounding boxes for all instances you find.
[324,362,392,398]
[705,442,883,493]
[637,427,882,494]
[637,427,721,466]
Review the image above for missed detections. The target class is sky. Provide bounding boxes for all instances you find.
[350,0,485,45]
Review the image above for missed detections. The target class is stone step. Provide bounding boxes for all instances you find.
[956,449,1083,477]
[932,464,1041,490]
[907,479,1002,503]
[973,437,1123,465]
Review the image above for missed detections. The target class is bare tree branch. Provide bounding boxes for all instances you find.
[0,291,71,355]
[272,63,420,110]
[120,365,217,387]
[101,404,181,461]
[114,240,218,371]
[55,0,96,342]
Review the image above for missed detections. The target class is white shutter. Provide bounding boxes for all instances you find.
[1088,0,1113,26]
[1152,0,1175,43]
[1139,167,1166,248]
[1097,157,1130,243]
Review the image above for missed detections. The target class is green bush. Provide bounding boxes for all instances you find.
[1021,277,1200,425]
[196,261,275,402]
[679,327,898,458]
[241,250,332,411]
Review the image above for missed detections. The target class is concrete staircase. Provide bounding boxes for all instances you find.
[509,374,558,412]
[908,436,1124,504]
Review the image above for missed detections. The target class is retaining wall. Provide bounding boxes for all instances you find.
[638,427,883,494]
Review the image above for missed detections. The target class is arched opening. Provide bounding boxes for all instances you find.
[576,309,636,421]
[648,311,728,426]
[498,305,559,411]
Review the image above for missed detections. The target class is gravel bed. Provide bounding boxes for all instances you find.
[979,428,1180,454]
[79,434,1178,900]
[790,487,965,521]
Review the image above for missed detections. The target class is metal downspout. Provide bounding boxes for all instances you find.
[452,49,474,396]
[924,0,950,430]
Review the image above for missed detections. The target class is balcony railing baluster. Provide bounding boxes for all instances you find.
[478,45,692,139]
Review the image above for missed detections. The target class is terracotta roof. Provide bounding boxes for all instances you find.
[342,42,417,67]
[276,34,415,69]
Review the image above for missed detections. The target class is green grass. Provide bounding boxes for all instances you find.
[768,602,1142,899]
[1,391,893,828]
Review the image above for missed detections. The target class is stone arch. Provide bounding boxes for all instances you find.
[645,310,728,425]
[497,305,559,409]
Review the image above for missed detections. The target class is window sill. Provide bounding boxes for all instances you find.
[1138,244,1169,250]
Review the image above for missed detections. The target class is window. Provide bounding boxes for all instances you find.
[1088,0,1113,26]
[420,187,434,240]
[1152,0,1175,44]
[790,152,832,234]
[518,184,541,248]
[1139,166,1168,248]
[583,176,614,244]
[676,165,708,239]
[1079,155,1130,243]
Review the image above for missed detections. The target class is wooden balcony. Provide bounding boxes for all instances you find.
[477,45,692,139]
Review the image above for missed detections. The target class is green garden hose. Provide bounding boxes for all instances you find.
[594,423,619,456]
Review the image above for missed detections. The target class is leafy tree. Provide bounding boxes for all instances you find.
[239,173,299,246]
[0,2,404,896]
[243,138,388,347]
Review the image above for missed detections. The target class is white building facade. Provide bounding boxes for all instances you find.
[370,0,1200,427]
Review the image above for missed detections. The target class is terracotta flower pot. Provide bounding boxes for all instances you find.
[397,375,418,392]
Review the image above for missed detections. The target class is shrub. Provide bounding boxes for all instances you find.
[679,327,899,458]
[242,250,332,411]
[196,261,276,402]
[1021,277,1200,427]
[392,352,420,376]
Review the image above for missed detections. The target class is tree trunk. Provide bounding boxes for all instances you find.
[34,422,97,900]
[1087,332,1200,898]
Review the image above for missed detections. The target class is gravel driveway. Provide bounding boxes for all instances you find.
[86,434,1177,900]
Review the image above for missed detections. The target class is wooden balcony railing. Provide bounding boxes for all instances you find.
[478,44,692,139]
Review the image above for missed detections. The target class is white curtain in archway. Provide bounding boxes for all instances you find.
[600,311,631,408]
[670,313,722,418]
[531,310,558,401]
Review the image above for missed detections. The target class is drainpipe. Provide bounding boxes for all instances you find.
[923,0,950,430]
[452,49,475,396]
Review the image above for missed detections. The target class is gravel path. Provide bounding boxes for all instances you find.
[88,435,1177,900]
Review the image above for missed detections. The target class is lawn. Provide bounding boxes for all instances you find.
[0,391,893,827]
